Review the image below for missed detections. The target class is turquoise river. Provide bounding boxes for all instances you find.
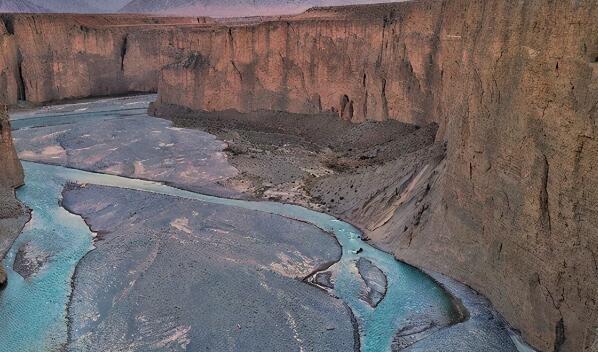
[0,159,459,351]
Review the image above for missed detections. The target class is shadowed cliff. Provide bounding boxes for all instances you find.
[0,106,22,189]
[155,3,598,350]
[0,105,27,289]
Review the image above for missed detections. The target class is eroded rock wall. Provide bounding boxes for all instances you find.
[0,105,27,286]
[0,8,441,126]
[0,2,596,351]
[0,14,209,105]
[0,17,19,104]
[0,106,23,191]
[153,2,598,351]
[396,2,598,352]
[156,3,442,126]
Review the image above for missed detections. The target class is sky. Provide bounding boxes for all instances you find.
[10,0,405,15]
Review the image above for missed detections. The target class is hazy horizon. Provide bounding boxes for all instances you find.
[2,0,406,16]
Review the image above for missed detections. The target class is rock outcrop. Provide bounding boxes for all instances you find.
[0,267,6,289]
[0,105,26,290]
[391,3,598,352]
[0,106,23,190]
[155,4,443,126]
[0,2,596,350]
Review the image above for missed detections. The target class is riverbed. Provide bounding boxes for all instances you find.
[1,96,527,351]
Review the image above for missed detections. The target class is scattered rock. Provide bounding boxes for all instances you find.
[0,266,7,290]
[314,271,334,289]
[0,105,24,190]
[391,320,437,351]
[13,242,50,279]
[356,258,387,308]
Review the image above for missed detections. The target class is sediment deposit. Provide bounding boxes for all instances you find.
[12,96,238,196]
[1,1,596,350]
[62,183,356,352]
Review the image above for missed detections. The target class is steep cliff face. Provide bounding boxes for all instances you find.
[156,3,440,126]
[0,14,210,105]
[0,19,26,291]
[0,17,19,105]
[0,2,596,350]
[0,106,23,190]
[0,9,435,126]
[152,2,598,351]
[394,2,598,352]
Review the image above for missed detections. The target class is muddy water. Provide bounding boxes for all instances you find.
[0,161,459,351]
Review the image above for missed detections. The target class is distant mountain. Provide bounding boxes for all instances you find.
[120,0,314,16]
[119,0,401,17]
[89,0,131,12]
[1,0,399,16]
[28,0,131,13]
[29,0,98,13]
[0,0,50,13]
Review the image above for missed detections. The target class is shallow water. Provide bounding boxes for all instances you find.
[10,107,149,130]
[0,161,459,351]
[0,164,95,352]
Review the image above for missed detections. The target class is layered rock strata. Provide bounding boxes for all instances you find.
[0,14,209,105]
[0,1,596,350]
[151,2,598,351]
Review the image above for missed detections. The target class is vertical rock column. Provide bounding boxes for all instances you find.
[0,104,24,290]
[0,105,23,189]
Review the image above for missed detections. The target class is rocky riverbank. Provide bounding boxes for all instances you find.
[150,103,442,214]
[149,103,532,351]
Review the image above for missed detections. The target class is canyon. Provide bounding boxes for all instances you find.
[9,98,521,351]
[0,0,596,351]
